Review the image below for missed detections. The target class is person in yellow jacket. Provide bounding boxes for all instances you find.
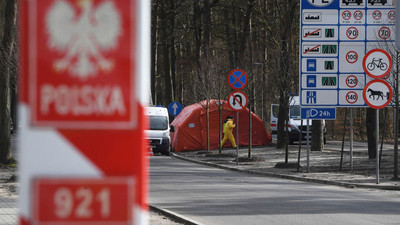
[220,116,237,149]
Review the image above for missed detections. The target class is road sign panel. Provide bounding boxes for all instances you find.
[366,25,394,40]
[301,107,336,120]
[302,58,338,73]
[302,26,338,41]
[300,1,394,107]
[367,9,395,24]
[302,74,338,89]
[340,9,366,24]
[228,91,248,111]
[363,79,393,109]
[339,42,364,73]
[339,90,365,105]
[228,69,248,90]
[303,9,339,24]
[363,48,392,78]
[168,101,183,116]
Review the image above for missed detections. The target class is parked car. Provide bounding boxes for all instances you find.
[270,96,326,145]
[145,106,172,155]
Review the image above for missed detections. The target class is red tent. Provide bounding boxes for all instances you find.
[170,100,272,152]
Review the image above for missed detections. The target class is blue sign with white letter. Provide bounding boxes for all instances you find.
[301,108,336,120]
[168,101,182,117]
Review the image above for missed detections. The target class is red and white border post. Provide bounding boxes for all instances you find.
[19,0,150,224]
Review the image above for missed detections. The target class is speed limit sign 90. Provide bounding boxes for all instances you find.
[346,27,359,40]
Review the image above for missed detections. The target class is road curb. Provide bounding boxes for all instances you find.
[171,153,400,191]
[150,205,204,225]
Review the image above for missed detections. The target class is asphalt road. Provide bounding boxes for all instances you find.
[150,156,400,225]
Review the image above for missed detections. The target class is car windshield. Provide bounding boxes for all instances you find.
[149,116,168,130]
[290,105,301,119]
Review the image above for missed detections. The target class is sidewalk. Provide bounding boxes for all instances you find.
[0,166,18,225]
[172,139,400,190]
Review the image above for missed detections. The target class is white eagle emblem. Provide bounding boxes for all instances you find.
[46,0,122,79]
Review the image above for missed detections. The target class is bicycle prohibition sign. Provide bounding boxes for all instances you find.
[363,49,392,79]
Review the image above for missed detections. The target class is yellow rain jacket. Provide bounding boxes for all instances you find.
[220,119,237,148]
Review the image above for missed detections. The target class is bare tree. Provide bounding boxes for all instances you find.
[0,0,18,164]
[257,0,299,149]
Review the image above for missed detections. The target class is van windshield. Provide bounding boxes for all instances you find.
[149,116,168,130]
[290,105,301,119]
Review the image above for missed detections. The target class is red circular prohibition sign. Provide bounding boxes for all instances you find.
[362,49,392,79]
[363,80,393,109]
[228,69,248,90]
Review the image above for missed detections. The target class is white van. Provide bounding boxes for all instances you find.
[270,96,326,144]
[145,106,171,155]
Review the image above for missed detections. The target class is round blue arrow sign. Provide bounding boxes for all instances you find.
[228,69,248,90]
[168,101,182,116]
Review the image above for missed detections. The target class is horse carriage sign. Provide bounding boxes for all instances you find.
[363,79,393,109]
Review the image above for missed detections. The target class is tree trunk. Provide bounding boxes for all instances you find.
[160,2,172,105]
[169,0,176,101]
[366,108,377,159]
[206,100,209,152]
[311,120,324,151]
[150,0,159,105]
[0,0,16,164]
[277,94,289,149]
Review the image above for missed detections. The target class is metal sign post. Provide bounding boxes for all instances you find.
[376,109,380,184]
[307,119,310,173]
[350,108,353,171]
[227,69,248,166]
[236,111,239,166]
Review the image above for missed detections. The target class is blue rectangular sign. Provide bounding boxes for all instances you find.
[301,108,336,120]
